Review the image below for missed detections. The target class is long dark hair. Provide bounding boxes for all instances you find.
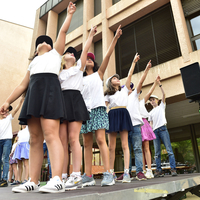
[83,60,99,76]
[104,77,121,96]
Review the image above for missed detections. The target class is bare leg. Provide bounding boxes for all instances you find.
[142,145,146,171]
[17,160,22,182]
[108,132,117,169]
[82,132,93,176]
[8,165,13,182]
[59,121,69,174]
[27,116,44,184]
[23,159,29,180]
[68,121,82,172]
[41,117,64,180]
[95,129,109,172]
[119,130,130,170]
[12,163,18,181]
[143,141,152,169]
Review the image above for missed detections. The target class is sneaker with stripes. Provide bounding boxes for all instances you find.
[12,179,40,193]
[39,176,65,193]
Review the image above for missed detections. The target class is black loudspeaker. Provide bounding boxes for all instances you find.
[180,62,200,101]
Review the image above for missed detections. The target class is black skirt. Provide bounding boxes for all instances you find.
[62,90,90,122]
[19,73,66,125]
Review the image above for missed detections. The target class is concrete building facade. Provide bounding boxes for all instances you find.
[0,19,33,133]
[30,0,200,174]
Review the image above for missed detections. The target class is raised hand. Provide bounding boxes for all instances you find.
[146,60,152,70]
[133,53,140,63]
[0,102,9,115]
[115,25,122,39]
[90,25,97,37]
[67,1,76,15]
[156,75,161,82]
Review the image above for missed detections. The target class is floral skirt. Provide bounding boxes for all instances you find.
[81,106,109,134]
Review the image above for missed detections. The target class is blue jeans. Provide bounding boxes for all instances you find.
[43,143,52,179]
[128,125,143,174]
[0,139,12,180]
[153,125,176,171]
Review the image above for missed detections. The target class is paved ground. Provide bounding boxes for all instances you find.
[0,174,200,200]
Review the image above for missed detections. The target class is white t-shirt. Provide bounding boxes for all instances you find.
[127,89,144,126]
[105,86,129,110]
[82,72,106,110]
[17,126,30,143]
[149,101,167,131]
[81,78,92,111]
[59,59,84,91]
[28,49,62,76]
[0,114,13,140]
[139,99,150,119]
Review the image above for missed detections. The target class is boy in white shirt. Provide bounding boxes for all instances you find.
[149,80,177,177]
[0,97,24,187]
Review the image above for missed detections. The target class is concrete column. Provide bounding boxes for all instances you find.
[101,0,116,85]
[46,10,58,43]
[83,0,94,51]
[170,0,192,63]
[29,8,46,59]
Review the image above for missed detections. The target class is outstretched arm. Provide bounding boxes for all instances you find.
[136,60,152,94]
[158,79,165,103]
[98,25,122,80]
[11,96,24,118]
[0,71,30,115]
[80,26,97,71]
[54,2,76,55]
[125,53,140,89]
[144,75,160,103]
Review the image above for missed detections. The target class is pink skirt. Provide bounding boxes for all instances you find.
[141,118,156,141]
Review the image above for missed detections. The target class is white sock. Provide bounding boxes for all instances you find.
[62,173,68,179]
[124,169,129,174]
[110,169,114,174]
[71,172,81,177]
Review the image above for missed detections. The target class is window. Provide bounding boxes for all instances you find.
[57,0,83,35]
[115,4,181,78]
[187,13,200,50]
[182,0,200,51]
[40,0,60,18]
[94,40,102,66]
[112,0,121,5]
[94,0,101,16]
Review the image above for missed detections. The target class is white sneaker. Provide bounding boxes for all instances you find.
[39,176,65,193]
[12,178,40,193]
[62,177,67,183]
[145,169,154,179]
[65,174,83,190]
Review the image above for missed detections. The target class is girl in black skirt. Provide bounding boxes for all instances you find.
[0,2,76,194]
[58,26,97,190]
[104,53,140,183]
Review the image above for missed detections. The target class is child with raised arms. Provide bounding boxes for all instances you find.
[126,60,153,181]
[80,25,122,187]
[104,53,140,183]
[0,2,76,193]
[139,76,160,179]
[58,26,97,190]
[149,79,177,177]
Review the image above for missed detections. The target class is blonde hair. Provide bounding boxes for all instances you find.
[14,136,18,143]
[60,55,77,71]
